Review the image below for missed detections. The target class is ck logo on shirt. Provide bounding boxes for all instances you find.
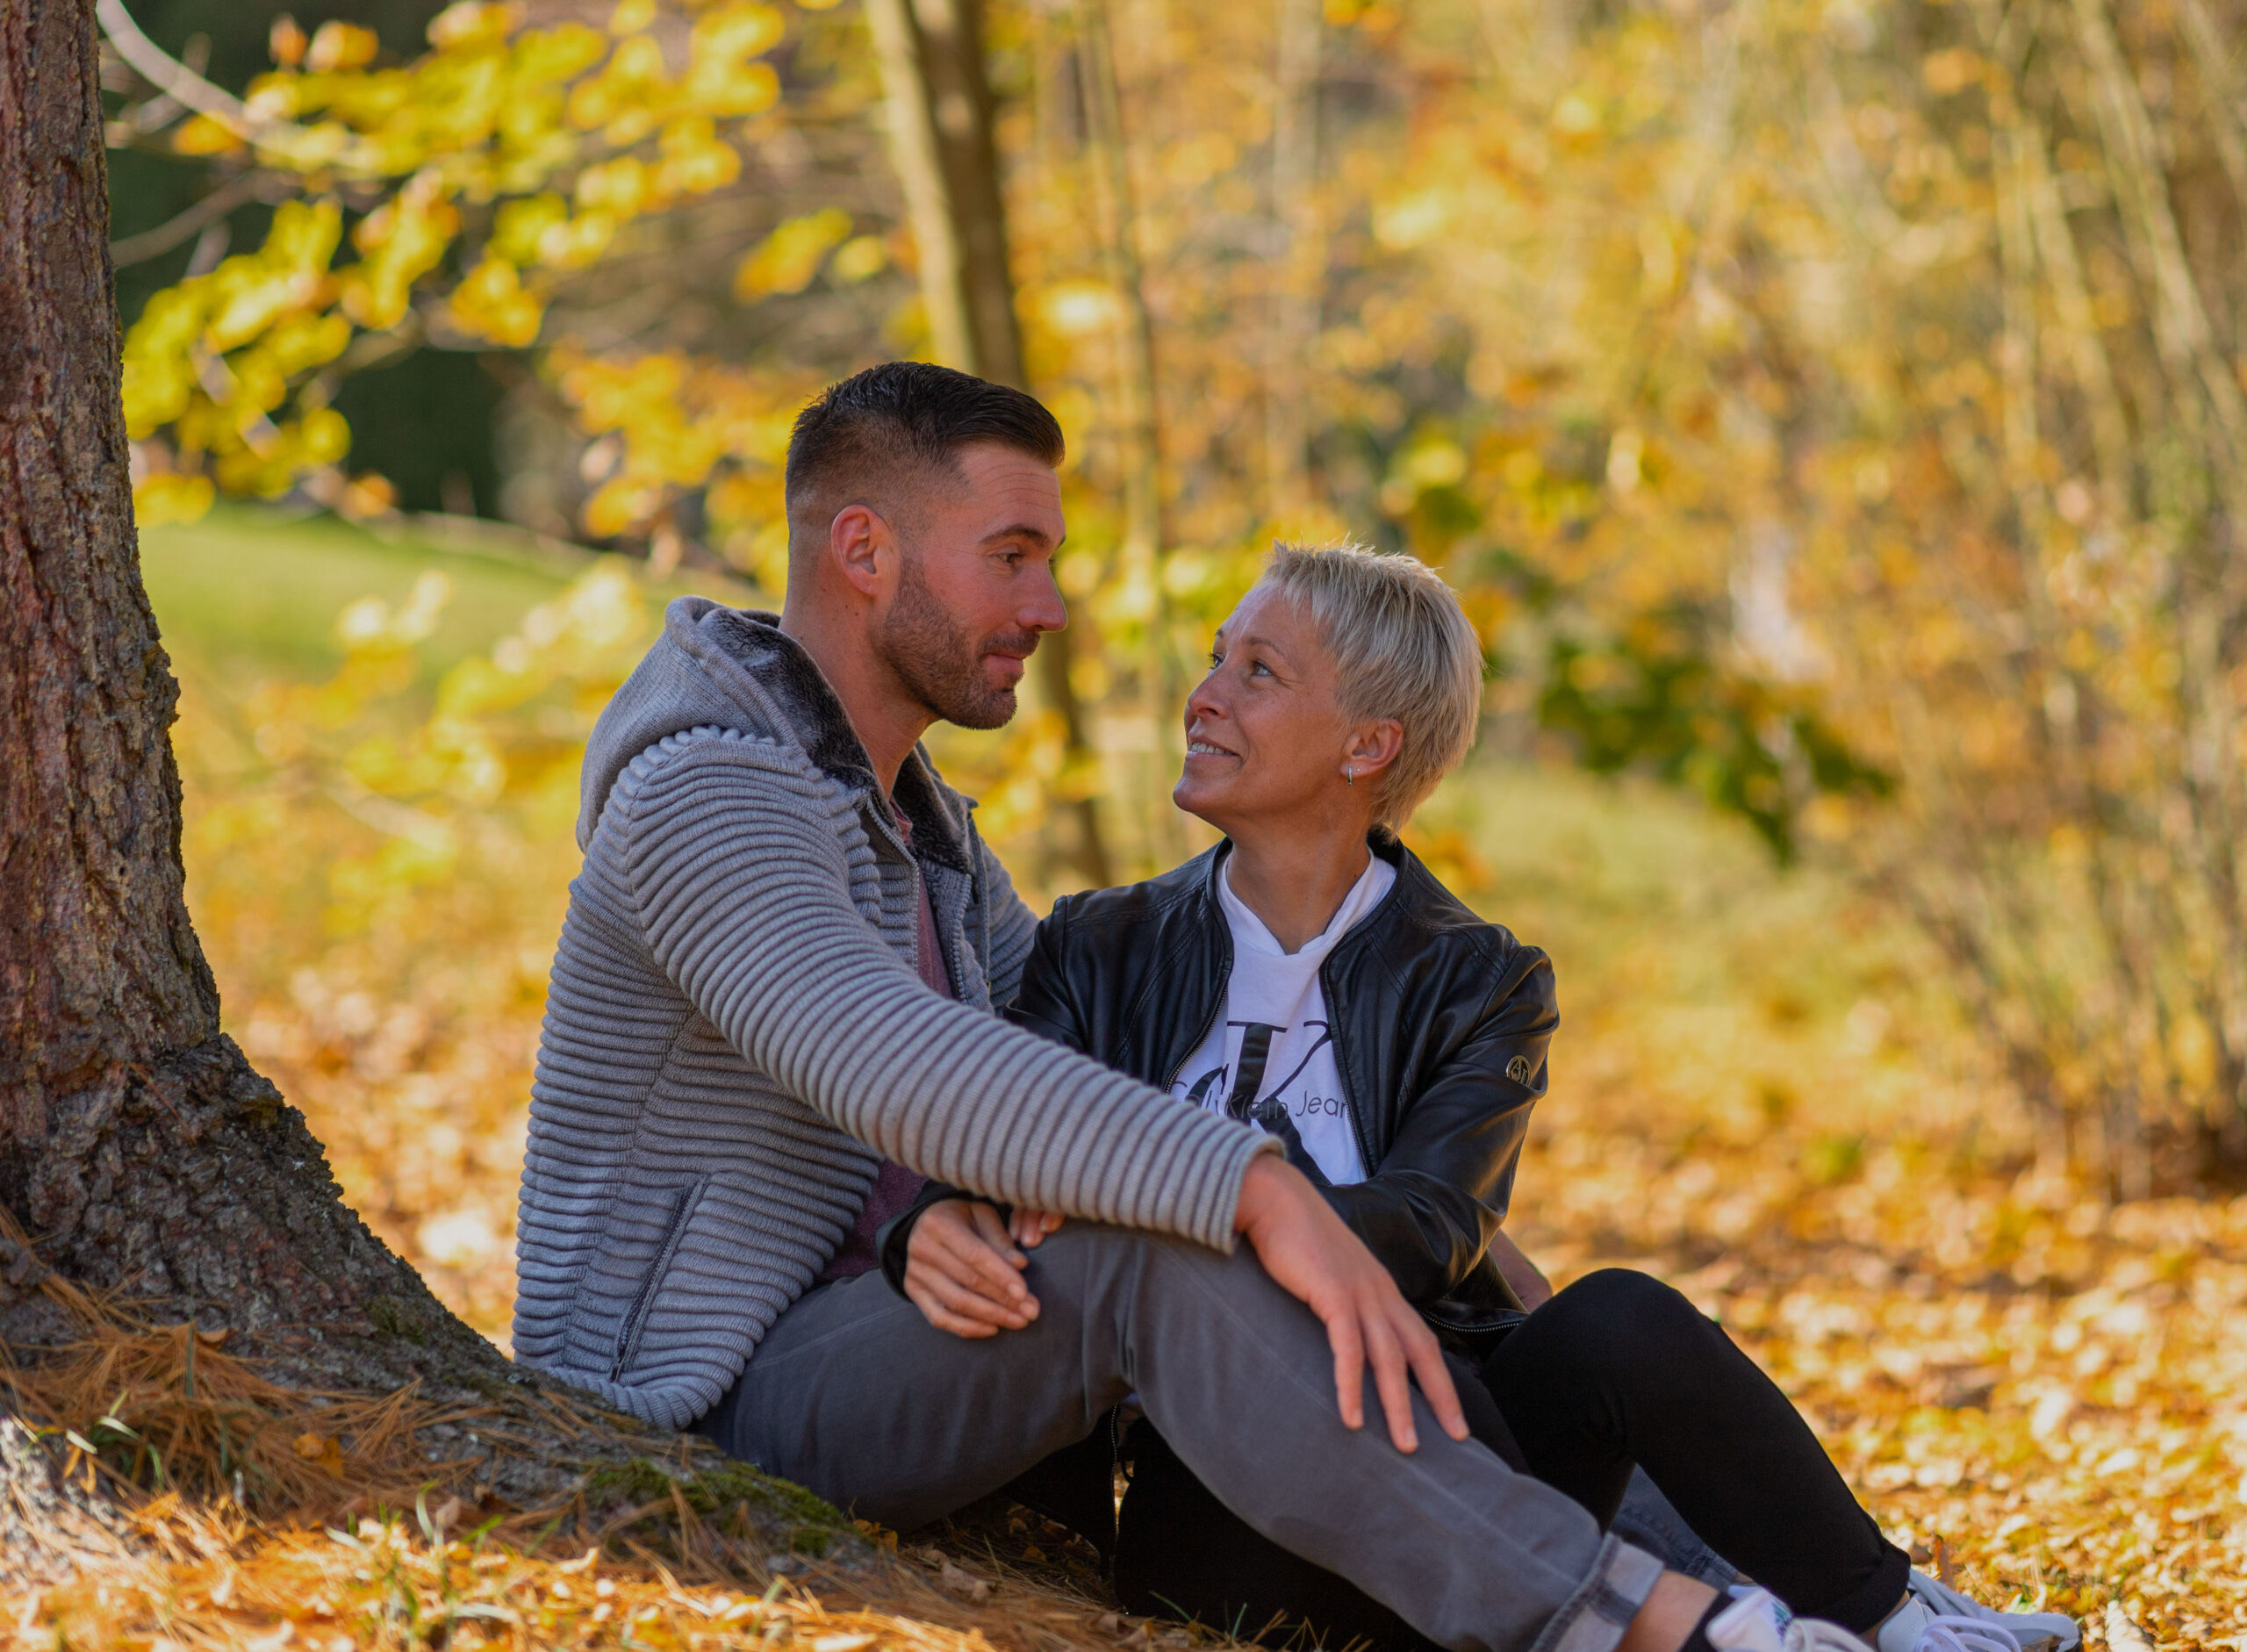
[1181,1020,1339,1122]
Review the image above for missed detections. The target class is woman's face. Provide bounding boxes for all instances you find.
[1173,586,1389,837]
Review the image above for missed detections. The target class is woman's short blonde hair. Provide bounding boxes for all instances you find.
[1256,542,1485,830]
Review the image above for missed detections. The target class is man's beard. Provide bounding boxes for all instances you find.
[879,550,1037,730]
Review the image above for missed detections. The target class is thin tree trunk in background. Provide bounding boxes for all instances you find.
[1264,0,1322,518]
[866,0,1110,887]
[1078,0,1183,867]
[0,0,507,1402]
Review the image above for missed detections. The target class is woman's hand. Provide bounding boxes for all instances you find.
[1010,1207,1064,1248]
[904,1199,1040,1338]
[1233,1154,1469,1454]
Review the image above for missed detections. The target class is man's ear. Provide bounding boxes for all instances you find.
[1344,719,1405,779]
[828,503,897,600]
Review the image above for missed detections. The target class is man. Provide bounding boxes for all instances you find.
[514,363,1750,1652]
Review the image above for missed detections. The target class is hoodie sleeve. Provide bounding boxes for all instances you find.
[613,730,1275,1249]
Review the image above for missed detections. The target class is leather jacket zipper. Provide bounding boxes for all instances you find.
[1318,952,1380,1175]
[1163,939,1231,1092]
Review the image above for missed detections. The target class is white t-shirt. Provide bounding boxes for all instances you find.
[1168,852,1397,1187]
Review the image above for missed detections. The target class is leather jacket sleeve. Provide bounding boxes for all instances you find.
[1323,945,1556,1306]
[1001,901,1087,1051]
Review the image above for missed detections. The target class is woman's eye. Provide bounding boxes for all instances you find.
[1249,659,1273,678]
[1207,650,1224,669]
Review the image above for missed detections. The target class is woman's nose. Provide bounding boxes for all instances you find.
[1184,671,1225,724]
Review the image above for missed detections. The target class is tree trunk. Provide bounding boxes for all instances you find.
[0,10,895,1584]
[1077,0,1184,870]
[866,0,1111,887]
[1264,0,1322,518]
[0,4,721,1545]
[0,0,467,1370]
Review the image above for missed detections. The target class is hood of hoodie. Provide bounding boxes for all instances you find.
[578,596,973,870]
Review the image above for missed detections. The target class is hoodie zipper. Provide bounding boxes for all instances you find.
[611,1177,705,1381]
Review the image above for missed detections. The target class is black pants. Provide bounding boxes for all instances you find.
[1104,1269,1908,1648]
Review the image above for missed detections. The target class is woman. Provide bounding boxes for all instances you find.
[883,545,2075,1652]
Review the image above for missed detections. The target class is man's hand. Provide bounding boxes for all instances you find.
[1234,1154,1470,1454]
[904,1199,1039,1337]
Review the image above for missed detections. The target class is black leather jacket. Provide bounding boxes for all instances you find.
[1001,833,1555,1346]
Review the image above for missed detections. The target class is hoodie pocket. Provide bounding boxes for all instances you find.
[611,1175,708,1382]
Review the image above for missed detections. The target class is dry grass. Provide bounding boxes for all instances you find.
[16,1511,1173,1652]
[0,1211,492,1526]
[45,539,2234,1651]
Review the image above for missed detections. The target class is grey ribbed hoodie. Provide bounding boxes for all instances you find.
[512,599,1273,1428]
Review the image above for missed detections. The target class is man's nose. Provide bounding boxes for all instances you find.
[1023,564,1067,633]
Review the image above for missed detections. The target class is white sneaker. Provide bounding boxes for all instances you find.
[1871,1598,2022,1652]
[1898,1569,2081,1652]
[1707,1589,1874,1652]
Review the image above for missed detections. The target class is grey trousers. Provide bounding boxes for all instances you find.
[699,1223,1663,1652]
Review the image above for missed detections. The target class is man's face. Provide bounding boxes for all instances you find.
[876,443,1067,730]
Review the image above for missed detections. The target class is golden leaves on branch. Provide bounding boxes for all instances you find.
[117,0,791,526]
[553,348,808,577]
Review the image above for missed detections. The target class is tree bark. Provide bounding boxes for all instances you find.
[866,0,1111,887]
[0,8,679,1528]
[0,10,899,1582]
[0,0,464,1364]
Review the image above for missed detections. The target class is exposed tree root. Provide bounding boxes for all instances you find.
[0,1198,888,1596]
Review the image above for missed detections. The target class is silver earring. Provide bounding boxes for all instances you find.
[1344,765,1355,785]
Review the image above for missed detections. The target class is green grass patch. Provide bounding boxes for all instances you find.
[141,506,579,690]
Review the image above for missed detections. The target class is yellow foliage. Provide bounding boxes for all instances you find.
[549,347,806,562]
[306,20,380,73]
[171,111,245,154]
[733,206,852,299]
[829,233,889,283]
[121,0,792,511]
[427,1,525,52]
[449,256,546,346]
[133,471,216,528]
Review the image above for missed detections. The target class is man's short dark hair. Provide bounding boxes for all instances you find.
[785,363,1065,517]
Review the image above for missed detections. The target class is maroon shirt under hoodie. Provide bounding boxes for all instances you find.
[816,815,943,1281]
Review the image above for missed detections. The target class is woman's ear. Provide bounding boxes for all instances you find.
[1343,719,1404,780]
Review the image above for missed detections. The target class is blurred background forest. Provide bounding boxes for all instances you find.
[75,0,2247,1642]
